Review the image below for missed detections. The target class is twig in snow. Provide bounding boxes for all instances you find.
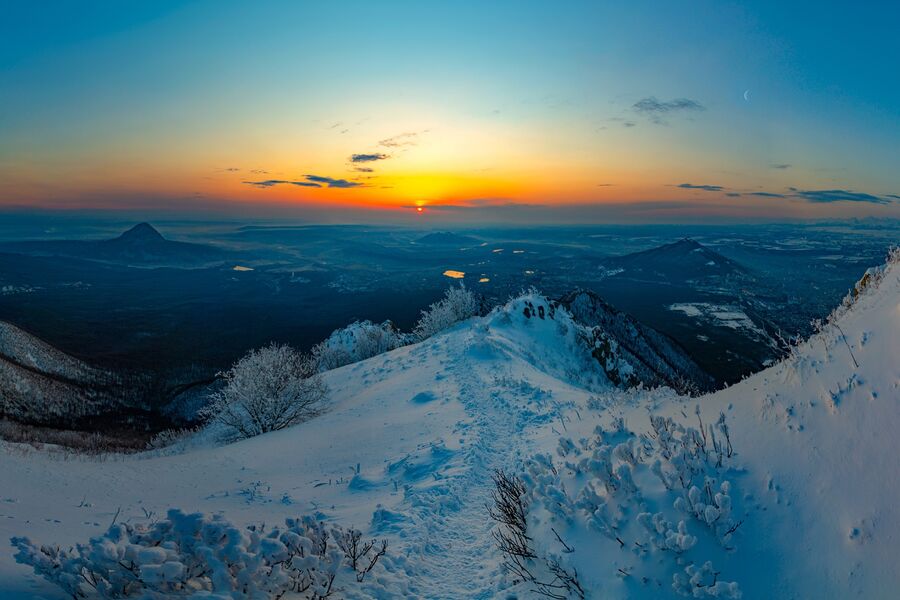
[834,323,859,368]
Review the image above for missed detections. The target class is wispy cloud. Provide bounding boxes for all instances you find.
[243,179,321,189]
[354,167,374,173]
[350,153,389,163]
[677,183,723,192]
[770,164,792,170]
[379,132,422,148]
[633,97,704,124]
[243,175,363,189]
[790,188,892,204]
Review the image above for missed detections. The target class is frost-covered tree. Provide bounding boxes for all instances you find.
[413,285,480,340]
[312,320,407,372]
[203,343,328,440]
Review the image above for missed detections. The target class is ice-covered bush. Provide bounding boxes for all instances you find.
[673,561,741,598]
[501,409,743,598]
[11,509,388,599]
[202,343,328,440]
[413,285,480,340]
[312,320,407,372]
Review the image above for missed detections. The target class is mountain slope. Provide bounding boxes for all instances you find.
[0,223,229,267]
[0,255,897,598]
[0,321,125,424]
[506,252,899,600]
[560,289,716,393]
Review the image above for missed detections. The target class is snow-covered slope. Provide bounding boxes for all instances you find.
[560,289,716,393]
[513,254,899,599]
[0,321,123,424]
[1,257,897,598]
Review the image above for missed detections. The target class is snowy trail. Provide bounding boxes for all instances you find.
[392,331,545,599]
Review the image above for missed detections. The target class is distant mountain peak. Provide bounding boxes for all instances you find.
[666,238,704,251]
[116,223,165,243]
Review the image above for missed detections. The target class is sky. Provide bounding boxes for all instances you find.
[1,0,899,223]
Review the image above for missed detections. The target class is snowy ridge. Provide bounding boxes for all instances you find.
[560,290,716,394]
[1,256,898,598]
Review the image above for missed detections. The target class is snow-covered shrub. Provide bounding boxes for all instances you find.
[202,343,328,440]
[312,320,407,372]
[505,410,743,597]
[146,428,197,451]
[11,509,388,599]
[638,512,696,553]
[673,561,741,598]
[413,285,480,340]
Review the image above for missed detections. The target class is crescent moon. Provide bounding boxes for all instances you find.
[743,89,751,102]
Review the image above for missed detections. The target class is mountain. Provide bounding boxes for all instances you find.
[602,238,749,282]
[1,253,898,598]
[0,321,123,424]
[0,223,230,267]
[414,231,481,246]
[560,289,716,393]
[595,239,779,384]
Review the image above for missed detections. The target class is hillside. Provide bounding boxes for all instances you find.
[0,223,229,267]
[0,321,124,424]
[560,289,716,393]
[0,253,897,598]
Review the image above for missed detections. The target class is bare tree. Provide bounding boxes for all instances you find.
[203,343,328,439]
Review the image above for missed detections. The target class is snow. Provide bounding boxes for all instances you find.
[668,303,767,337]
[1,257,898,598]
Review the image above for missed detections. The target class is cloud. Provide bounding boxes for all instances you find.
[726,192,741,197]
[747,191,787,198]
[243,179,321,188]
[886,194,900,200]
[350,153,389,163]
[244,175,364,189]
[791,188,891,204]
[677,183,723,192]
[771,164,792,170]
[597,183,615,187]
[633,97,704,123]
[224,167,240,172]
[354,167,374,173]
[305,175,362,188]
[379,132,421,148]
[622,121,636,128]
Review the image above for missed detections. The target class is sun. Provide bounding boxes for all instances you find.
[416,206,424,213]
